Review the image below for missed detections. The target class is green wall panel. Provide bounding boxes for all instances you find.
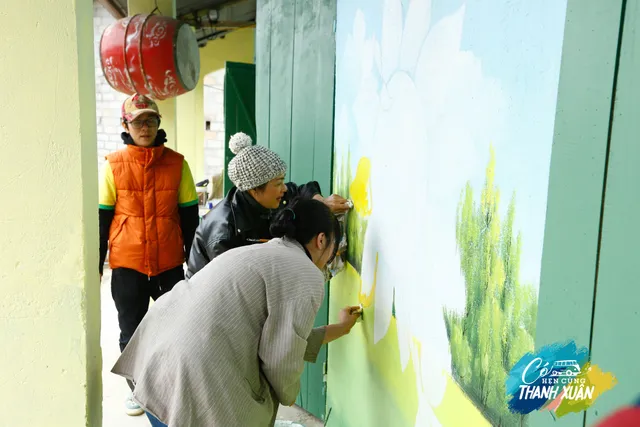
[256,0,337,420]
[255,0,272,147]
[586,1,640,424]
[531,0,624,426]
[224,62,257,193]
[290,0,337,194]
[265,0,295,173]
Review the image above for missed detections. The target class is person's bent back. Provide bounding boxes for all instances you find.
[112,199,360,426]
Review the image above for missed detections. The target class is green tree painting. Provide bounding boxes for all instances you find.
[445,148,538,426]
[333,149,368,273]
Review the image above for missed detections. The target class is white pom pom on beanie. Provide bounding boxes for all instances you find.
[229,132,253,155]
[227,132,288,191]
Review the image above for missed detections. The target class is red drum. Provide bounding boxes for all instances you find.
[100,14,200,100]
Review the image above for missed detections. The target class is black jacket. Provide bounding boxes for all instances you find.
[186,181,322,278]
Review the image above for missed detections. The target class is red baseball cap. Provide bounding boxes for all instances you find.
[121,94,161,122]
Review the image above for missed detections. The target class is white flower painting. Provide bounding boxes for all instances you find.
[331,0,566,424]
[337,0,505,423]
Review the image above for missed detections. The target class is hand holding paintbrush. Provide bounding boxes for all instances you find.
[322,305,363,344]
[349,304,364,321]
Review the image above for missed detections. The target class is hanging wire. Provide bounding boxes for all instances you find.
[150,0,162,15]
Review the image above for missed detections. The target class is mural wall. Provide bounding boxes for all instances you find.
[327,0,567,426]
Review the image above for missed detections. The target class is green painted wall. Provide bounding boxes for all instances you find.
[524,0,640,424]
[224,62,257,193]
[584,1,640,424]
[531,0,623,427]
[256,0,337,420]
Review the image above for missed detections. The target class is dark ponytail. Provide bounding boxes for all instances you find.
[270,199,341,258]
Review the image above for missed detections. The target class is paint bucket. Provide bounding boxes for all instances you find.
[100,14,200,100]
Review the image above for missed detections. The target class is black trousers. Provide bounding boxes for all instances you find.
[111,266,184,391]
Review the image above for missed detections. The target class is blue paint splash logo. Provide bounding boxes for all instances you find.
[506,340,617,418]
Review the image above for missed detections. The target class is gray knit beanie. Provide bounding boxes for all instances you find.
[227,132,288,191]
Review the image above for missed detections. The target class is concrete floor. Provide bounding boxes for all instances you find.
[100,268,323,427]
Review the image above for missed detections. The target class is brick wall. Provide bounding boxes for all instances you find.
[203,69,226,180]
[93,1,128,168]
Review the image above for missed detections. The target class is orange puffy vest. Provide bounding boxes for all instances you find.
[107,144,185,276]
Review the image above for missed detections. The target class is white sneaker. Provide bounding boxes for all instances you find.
[125,393,144,416]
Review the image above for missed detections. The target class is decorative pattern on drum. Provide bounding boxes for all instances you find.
[100,14,200,100]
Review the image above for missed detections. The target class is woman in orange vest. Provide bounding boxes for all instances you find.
[98,94,199,417]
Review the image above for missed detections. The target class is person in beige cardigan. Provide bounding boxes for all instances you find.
[112,199,361,427]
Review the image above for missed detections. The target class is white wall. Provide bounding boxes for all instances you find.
[203,69,226,180]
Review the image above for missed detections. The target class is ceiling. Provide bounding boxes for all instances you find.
[104,0,256,46]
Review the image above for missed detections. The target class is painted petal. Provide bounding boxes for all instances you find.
[353,9,366,42]
[373,252,394,343]
[400,0,432,74]
[360,217,378,296]
[414,397,443,427]
[396,315,412,371]
[414,4,466,101]
[353,66,380,149]
[380,0,403,82]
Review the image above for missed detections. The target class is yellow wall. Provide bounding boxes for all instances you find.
[176,81,204,181]
[0,0,102,425]
[177,28,255,182]
[128,0,178,149]
[194,81,205,181]
[200,28,256,76]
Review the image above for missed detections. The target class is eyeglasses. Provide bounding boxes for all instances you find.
[128,117,160,129]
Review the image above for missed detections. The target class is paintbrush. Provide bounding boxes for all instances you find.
[349,304,364,322]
